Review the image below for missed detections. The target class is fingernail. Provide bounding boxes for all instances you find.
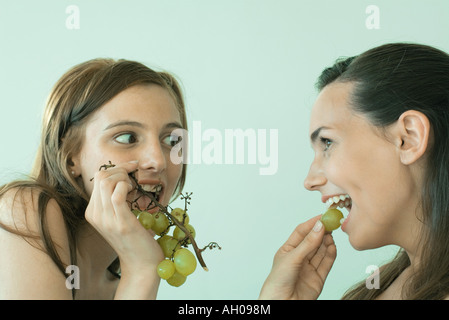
[313,220,323,232]
[128,160,139,164]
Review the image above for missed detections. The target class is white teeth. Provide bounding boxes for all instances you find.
[141,184,162,192]
[326,194,351,209]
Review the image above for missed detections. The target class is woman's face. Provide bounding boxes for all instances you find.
[304,82,420,250]
[74,84,184,208]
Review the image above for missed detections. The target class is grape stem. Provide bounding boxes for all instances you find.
[127,172,211,271]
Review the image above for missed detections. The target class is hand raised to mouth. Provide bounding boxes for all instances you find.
[92,161,221,287]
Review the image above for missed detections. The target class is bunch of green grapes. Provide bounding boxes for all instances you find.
[132,205,206,287]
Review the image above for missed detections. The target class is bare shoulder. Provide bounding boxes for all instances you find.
[0,186,73,299]
[0,186,69,245]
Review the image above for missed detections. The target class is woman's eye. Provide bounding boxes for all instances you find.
[320,137,333,151]
[114,133,137,144]
[162,134,182,147]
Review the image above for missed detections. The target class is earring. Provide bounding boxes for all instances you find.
[71,171,76,176]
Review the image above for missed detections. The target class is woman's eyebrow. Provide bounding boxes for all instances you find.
[164,122,184,130]
[103,120,146,131]
[103,120,184,131]
[310,126,329,144]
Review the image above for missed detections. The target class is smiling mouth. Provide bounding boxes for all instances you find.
[326,194,352,211]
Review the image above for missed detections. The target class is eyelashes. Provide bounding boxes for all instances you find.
[319,136,333,151]
[113,131,182,148]
[161,133,183,147]
[114,132,137,144]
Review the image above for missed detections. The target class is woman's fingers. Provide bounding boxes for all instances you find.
[281,215,322,252]
[281,217,336,276]
[87,161,138,224]
[310,234,337,279]
[287,219,325,265]
[316,246,337,280]
[261,215,338,300]
[111,180,135,220]
[309,235,329,267]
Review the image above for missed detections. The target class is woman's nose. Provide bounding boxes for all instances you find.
[303,161,327,191]
[139,140,167,173]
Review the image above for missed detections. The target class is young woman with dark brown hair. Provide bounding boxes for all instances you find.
[260,43,449,300]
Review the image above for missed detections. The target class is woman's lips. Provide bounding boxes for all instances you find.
[340,202,352,232]
[341,212,350,232]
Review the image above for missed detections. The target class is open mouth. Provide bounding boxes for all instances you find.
[326,194,352,211]
[141,184,162,201]
[133,183,163,212]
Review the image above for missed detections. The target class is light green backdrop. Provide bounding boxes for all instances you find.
[1,0,448,299]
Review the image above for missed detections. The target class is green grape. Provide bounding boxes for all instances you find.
[152,211,170,235]
[171,208,189,225]
[166,271,187,287]
[137,211,155,230]
[157,235,181,258]
[174,248,197,276]
[132,209,142,217]
[173,224,196,243]
[320,208,344,232]
[157,259,176,280]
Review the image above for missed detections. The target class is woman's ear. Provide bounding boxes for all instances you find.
[395,110,431,165]
[67,154,81,177]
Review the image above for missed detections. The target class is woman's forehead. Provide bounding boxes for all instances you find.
[309,82,354,134]
[87,85,181,128]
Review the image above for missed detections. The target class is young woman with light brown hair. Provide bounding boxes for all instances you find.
[0,59,187,299]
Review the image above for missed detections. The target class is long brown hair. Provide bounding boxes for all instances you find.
[0,58,188,286]
[316,43,449,299]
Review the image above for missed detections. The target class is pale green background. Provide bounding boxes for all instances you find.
[1,0,448,299]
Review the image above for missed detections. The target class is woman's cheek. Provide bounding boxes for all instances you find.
[168,165,183,199]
